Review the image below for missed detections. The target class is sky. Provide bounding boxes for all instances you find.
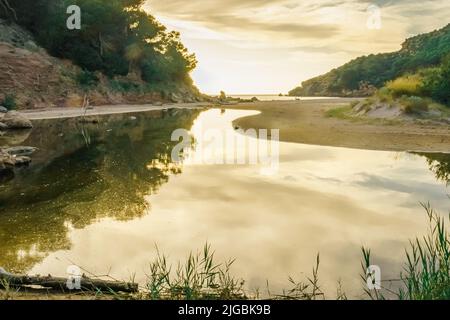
[144,0,450,94]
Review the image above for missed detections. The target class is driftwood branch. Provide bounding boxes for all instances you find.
[0,267,138,294]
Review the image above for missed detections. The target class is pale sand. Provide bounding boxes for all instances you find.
[21,102,210,120]
[225,99,450,153]
[18,99,450,153]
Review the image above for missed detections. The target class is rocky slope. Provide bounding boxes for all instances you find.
[0,19,202,110]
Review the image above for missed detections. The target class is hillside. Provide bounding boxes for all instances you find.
[0,1,202,110]
[289,23,450,97]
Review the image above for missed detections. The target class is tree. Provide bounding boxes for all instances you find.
[5,0,197,85]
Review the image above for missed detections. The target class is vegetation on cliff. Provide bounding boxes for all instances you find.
[0,0,200,108]
[289,23,450,103]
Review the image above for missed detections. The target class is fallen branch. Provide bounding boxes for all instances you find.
[0,267,138,294]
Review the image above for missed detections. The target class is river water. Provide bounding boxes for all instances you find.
[0,107,449,298]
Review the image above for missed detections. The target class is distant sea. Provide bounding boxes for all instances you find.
[228,94,340,101]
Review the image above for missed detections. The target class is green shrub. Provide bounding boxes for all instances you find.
[386,75,423,98]
[109,79,140,93]
[376,87,394,103]
[76,70,99,88]
[400,96,429,114]
[2,94,17,110]
[421,57,450,106]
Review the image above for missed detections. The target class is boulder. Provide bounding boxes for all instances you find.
[0,106,8,113]
[2,111,33,129]
[0,122,7,130]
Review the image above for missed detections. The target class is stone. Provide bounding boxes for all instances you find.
[0,122,7,130]
[2,111,33,129]
[0,106,8,113]
[4,146,38,156]
[14,156,31,166]
[1,153,15,167]
[170,93,183,103]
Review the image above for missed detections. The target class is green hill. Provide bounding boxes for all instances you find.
[289,24,450,98]
[0,0,201,109]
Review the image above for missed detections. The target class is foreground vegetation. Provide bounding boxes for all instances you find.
[1,204,448,300]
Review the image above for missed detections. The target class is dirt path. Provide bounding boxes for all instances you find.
[226,99,450,153]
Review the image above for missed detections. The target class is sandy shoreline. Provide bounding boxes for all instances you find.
[15,98,450,153]
[225,98,450,153]
[21,102,210,120]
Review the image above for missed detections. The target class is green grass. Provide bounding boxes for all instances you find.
[143,244,246,300]
[140,246,327,300]
[325,105,353,119]
[139,203,450,300]
[362,203,450,300]
[399,96,429,114]
[1,204,448,300]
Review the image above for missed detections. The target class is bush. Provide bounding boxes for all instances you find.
[76,70,99,88]
[400,96,429,114]
[421,57,450,106]
[386,75,423,97]
[2,94,17,110]
[376,87,394,103]
[109,79,140,93]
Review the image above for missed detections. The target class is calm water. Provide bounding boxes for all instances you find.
[0,108,449,298]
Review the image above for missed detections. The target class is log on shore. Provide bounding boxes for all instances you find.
[0,267,138,293]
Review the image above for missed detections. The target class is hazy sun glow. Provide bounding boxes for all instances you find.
[145,0,450,94]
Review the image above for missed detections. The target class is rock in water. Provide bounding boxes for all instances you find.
[4,146,38,156]
[2,111,33,129]
[0,149,15,167]
[14,156,32,166]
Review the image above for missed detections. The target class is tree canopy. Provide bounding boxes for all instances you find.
[289,23,450,100]
[1,0,197,83]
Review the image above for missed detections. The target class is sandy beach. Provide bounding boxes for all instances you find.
[16,98,450,153]
[225,98,450,153]
[21,102,210,120]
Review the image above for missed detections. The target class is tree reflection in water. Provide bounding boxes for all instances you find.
[416,152,450,186]
[0,109,200,273]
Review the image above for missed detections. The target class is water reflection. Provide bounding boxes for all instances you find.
[0,108,449,299]
[0,109,200,273]
[415,153,450,185]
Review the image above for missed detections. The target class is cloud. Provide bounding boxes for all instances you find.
[144,0,450,93]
